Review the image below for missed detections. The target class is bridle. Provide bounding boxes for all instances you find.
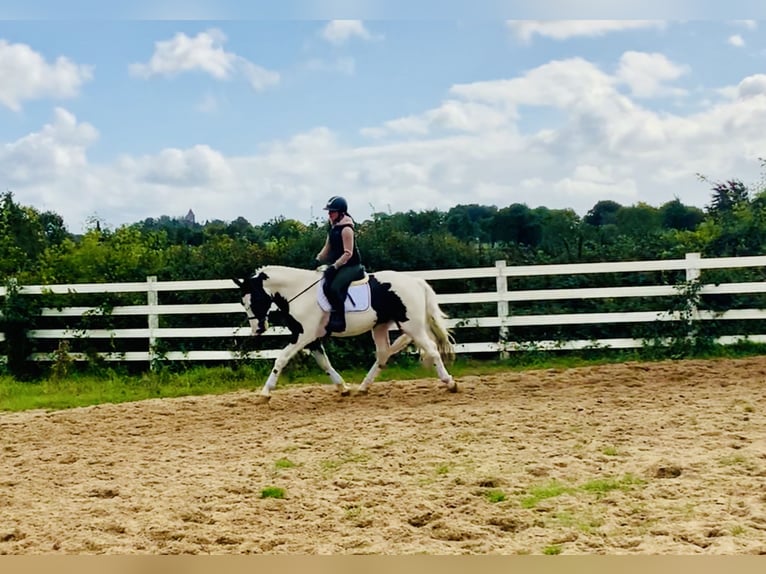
[243,275,322,334]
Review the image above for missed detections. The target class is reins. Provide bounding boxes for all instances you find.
[287,277,322,303]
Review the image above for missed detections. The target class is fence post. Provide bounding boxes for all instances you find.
[495,260,509,358]
[685,252,701,283]
[684,253,701,339]
[147,276,158,368]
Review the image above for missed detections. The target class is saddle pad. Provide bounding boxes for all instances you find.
[317,280,371,313]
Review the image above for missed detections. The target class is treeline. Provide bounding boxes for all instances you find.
[2,169,766,378]
[1,173,764,286]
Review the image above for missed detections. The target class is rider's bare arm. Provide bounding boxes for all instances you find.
[332,227,354,268]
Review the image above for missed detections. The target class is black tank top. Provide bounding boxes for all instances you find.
[328,224,361,266]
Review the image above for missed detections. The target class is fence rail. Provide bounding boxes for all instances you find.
[2,252,766,365]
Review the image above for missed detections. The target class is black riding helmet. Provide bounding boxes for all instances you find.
[323,196,348,213]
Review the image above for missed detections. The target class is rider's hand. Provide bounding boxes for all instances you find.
[323,265,338,282]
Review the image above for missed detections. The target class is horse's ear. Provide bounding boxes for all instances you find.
[233,277,245,288]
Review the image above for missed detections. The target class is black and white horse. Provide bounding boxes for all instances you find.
[233,265,457,402]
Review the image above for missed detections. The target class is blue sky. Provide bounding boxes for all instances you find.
[2,14,766,231]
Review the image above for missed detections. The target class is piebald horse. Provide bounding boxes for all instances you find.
[233,265,457,403]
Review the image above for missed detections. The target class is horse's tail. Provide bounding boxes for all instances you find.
[421,278,456,363]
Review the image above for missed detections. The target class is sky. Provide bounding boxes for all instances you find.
[2,7,766,232]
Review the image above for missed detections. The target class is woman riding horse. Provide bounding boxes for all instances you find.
[315,196,365,333]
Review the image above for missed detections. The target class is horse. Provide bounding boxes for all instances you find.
[233,265,457,403]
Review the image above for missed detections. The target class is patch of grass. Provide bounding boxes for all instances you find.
[580,474,645,496]
[731,525,745,536]
[435,463,450,475]
[0,364,269,412]
[274,458,296,469]
[601,445,619,456]
[542,544,562,555]
[260,486,285,499]
[484,489,507,503]
[521,474,645,508]
[521,480,572,508]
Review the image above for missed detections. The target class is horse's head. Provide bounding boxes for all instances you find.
[233,271,272,336]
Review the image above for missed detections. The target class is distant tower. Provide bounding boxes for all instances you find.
[185,209,196,224]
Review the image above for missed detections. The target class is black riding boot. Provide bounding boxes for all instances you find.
[327,307,346,333]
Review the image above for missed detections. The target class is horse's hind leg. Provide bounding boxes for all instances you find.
[309,344,350,397]
[358,327,411,394]
[408,329,457,393]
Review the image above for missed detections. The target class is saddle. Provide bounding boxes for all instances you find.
[317,274,371,313]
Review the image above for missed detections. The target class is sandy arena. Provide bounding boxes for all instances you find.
[2,357,766,555]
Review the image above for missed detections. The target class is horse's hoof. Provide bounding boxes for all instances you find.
[447,381,458,393]
[256,395,271,404]
[340,389,351,397]
[356,387,369,396]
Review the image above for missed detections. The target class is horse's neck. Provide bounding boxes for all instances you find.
[263,266,317,298]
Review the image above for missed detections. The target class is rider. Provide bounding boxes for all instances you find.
[315,195,364,333]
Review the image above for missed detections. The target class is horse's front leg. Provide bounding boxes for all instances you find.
[257,340,309,404]
[309,344,350,397]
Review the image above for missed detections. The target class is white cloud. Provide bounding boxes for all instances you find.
[1,107,98,182]
[448,57,614,110]
[0,40,93,111]
[320,20,380,45]
[735,74,766,99]
[362,100,511,138]
[507,20,666,43]
[129,28,234,79]
[553,164,639,202]
[616,51,689,98]
[728,34,745,47]
[0,108,102,223]
[129,28,279,91]
[120,144,233,186]
[7,52,766,232]
[238,59,280,91]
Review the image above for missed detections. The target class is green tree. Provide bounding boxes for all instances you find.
[695,177,764,257]
[261,216,308,242]
[707,179,749,221]
[0,191,72,279]
[584,200,622,226]
[534,207,581,261]
[492,203,542,247]
[135,215,205,246]
[37,226,166,283]
[445,204,497,243]
[659,198,704,231]
[615,203,661,239]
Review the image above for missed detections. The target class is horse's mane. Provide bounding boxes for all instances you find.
[253,265,319,287]
[255,264,317,275]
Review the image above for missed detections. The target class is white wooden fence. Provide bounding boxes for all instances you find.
[2,252,766,364]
